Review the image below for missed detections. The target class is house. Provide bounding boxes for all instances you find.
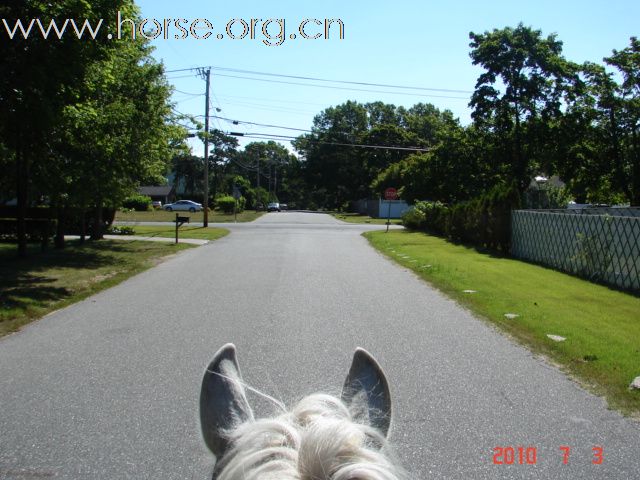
[138,185,175,205]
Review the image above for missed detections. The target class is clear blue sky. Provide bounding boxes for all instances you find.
[134,0,639,155]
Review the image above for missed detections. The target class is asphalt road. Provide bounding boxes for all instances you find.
[0,212,638,479]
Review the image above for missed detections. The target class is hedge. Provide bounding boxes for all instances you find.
[216,195,246,214]
[402,184,521,252]
[122,195,151,212]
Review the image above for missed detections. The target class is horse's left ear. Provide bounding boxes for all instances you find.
[341,348,392,437]
[200,343,254,458]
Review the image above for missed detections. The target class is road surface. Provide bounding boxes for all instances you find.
[0,212,638,479]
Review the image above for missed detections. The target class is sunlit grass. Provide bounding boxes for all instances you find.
[126,226,230,241]
[365,230,640,416]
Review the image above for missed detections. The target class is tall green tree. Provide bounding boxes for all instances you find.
[0,0,125,255]
[207,129,239,201]
[469,24,578,191]
[606,37,640,205]
[60,19,174,239]
[294,101,370,208]
[555,62,624,203]
[172,154,204,198]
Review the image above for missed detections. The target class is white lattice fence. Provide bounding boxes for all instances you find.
[511,210,640,292]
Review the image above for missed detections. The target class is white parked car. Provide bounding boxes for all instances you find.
[163,200,203,212]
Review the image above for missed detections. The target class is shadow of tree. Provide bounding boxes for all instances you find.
[0,240,141,320]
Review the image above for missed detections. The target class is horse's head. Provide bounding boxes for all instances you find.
[200,344,404,479]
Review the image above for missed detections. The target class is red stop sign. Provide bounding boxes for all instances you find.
[384,188,398,200]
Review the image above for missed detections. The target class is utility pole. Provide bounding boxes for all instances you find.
[256,154,260,211]
[274,165,278,198]
[200,67,211,227]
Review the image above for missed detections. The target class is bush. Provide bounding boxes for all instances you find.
[216,195,245,214]
[122,195,151,212]
[401,204,427,230]
[402,184,521,252]
[106,225,135,235]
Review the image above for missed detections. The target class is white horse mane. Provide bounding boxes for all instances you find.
[200,344,408,480]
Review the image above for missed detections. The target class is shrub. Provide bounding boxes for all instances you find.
[122,195,151,212]
[402,201,449,233]
[402,204,427,230]
[106,225,135,235]
[216,195,245,214]
[403,184,521,252]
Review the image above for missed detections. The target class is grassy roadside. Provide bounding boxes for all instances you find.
[0,240,196,338]
[115,209,264,223]
[333,213,402,225]
[364,229,640,416]
[119,225,230,241]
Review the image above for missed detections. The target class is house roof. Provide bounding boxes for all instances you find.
[139,185,174,196]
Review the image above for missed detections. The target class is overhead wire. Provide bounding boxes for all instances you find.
[213,73,470,100]
[217,93,330,108]
[165,65,472,94]
[234,132,431,152]
[219,102,317,116]
[164,65,458,152]
[212,115,312,133]
[173,88,203,96]
[209,66,473,94]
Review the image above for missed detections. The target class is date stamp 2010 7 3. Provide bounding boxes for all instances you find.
[492,446,604,466]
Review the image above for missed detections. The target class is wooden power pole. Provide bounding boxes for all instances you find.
[201,68,211,227]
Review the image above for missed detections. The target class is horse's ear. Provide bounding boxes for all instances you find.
[341,348,392,437]
[200,343,254,458]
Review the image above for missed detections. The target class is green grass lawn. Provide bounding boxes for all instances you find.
[365,230,640,416]
[0,240,195,337]
[125,226,230,241]
[115,209,264,223]
[333,213,402,225]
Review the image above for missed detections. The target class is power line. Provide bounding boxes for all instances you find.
[166,65,473,94]
[165,67,200,74]
[212,115,361,140]
[217,93,330,108]
[173,88,203,96]
[234,132,431,152]
[213,73,470,100]
[210,67,473,94]
[212,115,312,133]
[217,101,317,116]
[166,74,199,80]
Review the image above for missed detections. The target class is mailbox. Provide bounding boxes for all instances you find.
[175,214,190,244]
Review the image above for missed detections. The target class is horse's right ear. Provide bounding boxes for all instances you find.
[341,348,392,437]
[200,343,254,458]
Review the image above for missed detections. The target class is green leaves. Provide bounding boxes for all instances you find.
[469,24,583,193]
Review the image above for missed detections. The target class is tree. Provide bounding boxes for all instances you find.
[0,0,126,255]
[294,101,370,208]
[372,125,480,204]
[552,39,640,205]
[206,129,239,201]
[469,24,578,192]
[605,37,640,205]
[554,62,624,203]
[60,20,174,239]
[234,141,293,200]
[172,154,204,198]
